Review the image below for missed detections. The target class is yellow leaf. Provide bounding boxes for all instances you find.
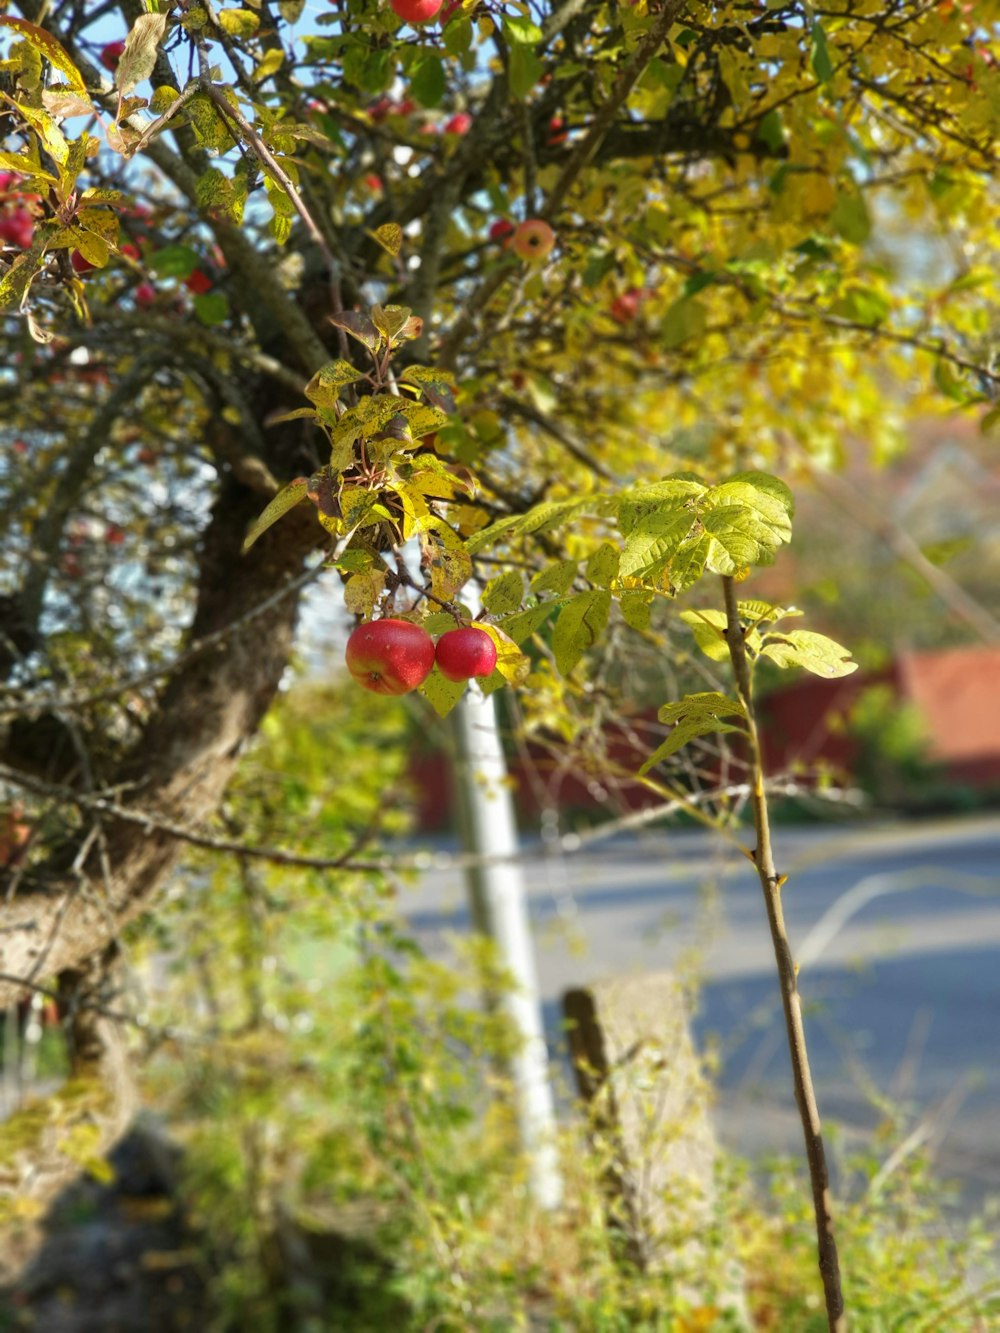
[0,16,87,94]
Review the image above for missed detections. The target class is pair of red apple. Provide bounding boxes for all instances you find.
[346,619,497,695]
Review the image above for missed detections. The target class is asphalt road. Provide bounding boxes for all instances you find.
[400,814,1000,1206]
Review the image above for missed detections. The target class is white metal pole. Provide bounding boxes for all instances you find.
[450,674,563,1210]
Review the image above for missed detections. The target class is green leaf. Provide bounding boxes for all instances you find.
[531,560,578,596]
[702,472,794,573]
[466,497,606,555]
[833,284,889,326]
[755,108,786,153]
[640,691,745,774]
[617,475,706,536]
[419,666,468,717]
[933,359,971,404]
[509,44,543,99]
[758,630,858,678]
[553,589,611,675]
[496,602,556,645]
[193,290,230,325]
[678,609,730,662]
[620,507,697,579]
[149,244,200,278]
[619,591,652,631]
[482,570,524,615]
[503,14,543,42]
[830,189,871,246]
[410,56,446,109]
[242,477,309,552]
[661,297,707,349]
[666,534,710,594]
[585,542,620,587]
[810,21,834,83]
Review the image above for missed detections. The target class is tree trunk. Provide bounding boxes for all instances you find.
[0,481,322,1010]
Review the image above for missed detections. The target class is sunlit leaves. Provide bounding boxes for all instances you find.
[758,630,858,679]
[639,692,746,774]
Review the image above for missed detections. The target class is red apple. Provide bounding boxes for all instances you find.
[610,288,644,324]
[345,619,435,695]
[511,218,556,263]
[444,112,472,136]
[0,209,34,250]
[390,0,443,23]
[184,268,213,294]
[100,40,126,72]
[134,281,156,307]
[435,626,497,681]
[489,218,515,242]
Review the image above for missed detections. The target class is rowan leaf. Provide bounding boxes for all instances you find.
[640,692,746,774]
[758,630,858,678]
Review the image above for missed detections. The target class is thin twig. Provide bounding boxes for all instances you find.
[721,574,845,1332]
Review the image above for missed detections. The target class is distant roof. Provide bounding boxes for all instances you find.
[898,647,1000,763]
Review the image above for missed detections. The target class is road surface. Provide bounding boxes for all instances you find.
[400,814,1000,1205]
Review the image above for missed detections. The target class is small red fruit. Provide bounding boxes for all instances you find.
[489,218,515,242]
[511,218,556,263]
[363,173,384,193]
[0,209,34,250]
[345,619,436,695]
[13,439,28,455]
[547,116,568,145]
[71,250,96,274]
[100,40,126,72]
[120,243,140,261]
[184,268,213,294]
[444,112,472,136]
[435,627,497,682]
[105,524,126,545]
[390,0,443,23]
[610,288,644,324]
[134,281,156,307]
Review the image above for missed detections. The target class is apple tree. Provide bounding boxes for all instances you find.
[0,1,998,1321]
